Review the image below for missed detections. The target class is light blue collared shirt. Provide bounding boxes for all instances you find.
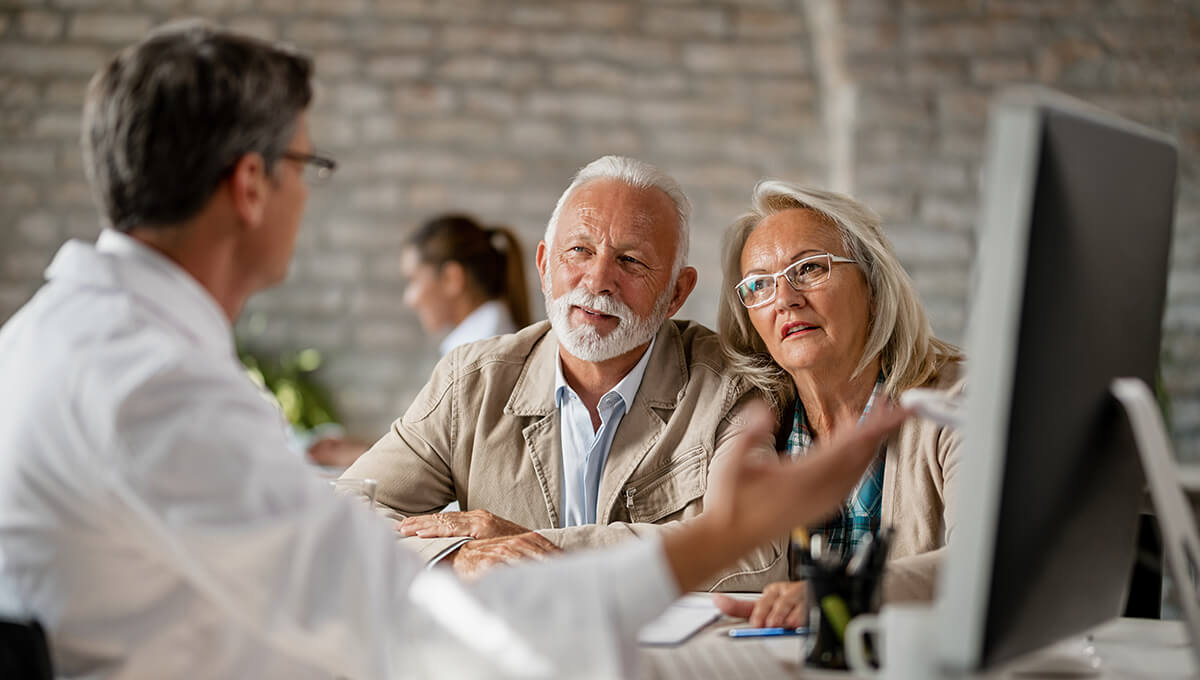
[554,337,656,528]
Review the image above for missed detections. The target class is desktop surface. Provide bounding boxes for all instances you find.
[640,616,1194,679]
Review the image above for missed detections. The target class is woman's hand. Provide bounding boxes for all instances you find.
[714,581,808,628]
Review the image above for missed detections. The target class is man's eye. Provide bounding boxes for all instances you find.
[619,256,641,265]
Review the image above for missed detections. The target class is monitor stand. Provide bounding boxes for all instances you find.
[1003,634,1102,677]
[1111,377,1200,673]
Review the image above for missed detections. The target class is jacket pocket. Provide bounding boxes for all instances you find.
[623,445,707,524]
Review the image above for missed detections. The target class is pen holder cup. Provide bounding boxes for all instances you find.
[794,544,885,670]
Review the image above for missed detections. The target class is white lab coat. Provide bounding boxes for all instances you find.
[0,230,676,679]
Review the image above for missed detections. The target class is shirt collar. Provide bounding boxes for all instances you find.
[45,229,235,360]
[554,335,657,410]
[788,372,886,455]
[439,299,513,356]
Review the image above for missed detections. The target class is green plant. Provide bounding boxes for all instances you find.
[238,345,339,430]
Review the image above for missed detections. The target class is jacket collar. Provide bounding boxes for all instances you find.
[506,319,691,526]
[505,319,688,417]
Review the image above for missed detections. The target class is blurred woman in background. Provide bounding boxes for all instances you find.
[309,214,532,467]
[401,214,531,355]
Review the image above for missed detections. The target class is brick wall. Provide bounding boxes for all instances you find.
[842,0,1200,457]
[1,0,1197,457]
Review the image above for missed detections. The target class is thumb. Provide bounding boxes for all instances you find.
[710,401,776,487]
[712,593,756,619]
[728,401,775,464]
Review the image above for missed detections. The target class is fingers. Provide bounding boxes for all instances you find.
[712,593,756,619]
[398,510,532,539]
[739,401,777,443]
[775,401,911,532]
[729,402,776,467]
[761,583,806,628]
[504,533,561,560]
[397,511,473,538]
[714,402,776,473]
[451,533,562,579]
[747,589,776,628]
[850,400,913,444]
[451,550,509,580]
[506,531,562,556]
[703,402,780,529]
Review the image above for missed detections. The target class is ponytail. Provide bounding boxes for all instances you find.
[489,227,532,329]
[409,214,533,330]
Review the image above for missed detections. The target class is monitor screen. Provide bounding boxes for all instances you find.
[935,87,1178,672]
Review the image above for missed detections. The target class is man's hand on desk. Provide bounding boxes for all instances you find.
[713,582,807,629]
[443,532,563,579]
[396,509,531,539]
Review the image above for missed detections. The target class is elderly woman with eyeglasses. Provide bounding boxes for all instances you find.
[711,181,964,628]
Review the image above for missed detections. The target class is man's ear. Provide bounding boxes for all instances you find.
[535,240,549,293]
[666,266,698,317]
[227,153,269,230]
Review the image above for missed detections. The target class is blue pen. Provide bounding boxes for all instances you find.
[727,627,809,638]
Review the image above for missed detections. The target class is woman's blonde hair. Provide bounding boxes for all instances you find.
[718,180,962,408]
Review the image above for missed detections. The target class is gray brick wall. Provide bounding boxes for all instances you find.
[1,0,1197,458]
[843,0,1200,457]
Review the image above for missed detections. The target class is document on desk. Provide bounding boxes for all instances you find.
[638,593,722,646]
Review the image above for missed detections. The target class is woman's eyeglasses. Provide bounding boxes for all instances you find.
[734,253,857,309]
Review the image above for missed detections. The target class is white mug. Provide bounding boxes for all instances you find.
[844,603,936,680]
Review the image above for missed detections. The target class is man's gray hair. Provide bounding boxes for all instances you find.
[544,156,691,275]
[82,19,313,232]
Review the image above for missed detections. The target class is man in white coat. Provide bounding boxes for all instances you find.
[0,20,906,680]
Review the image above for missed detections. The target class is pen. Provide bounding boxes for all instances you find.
[810,533,823,562]
[727,627,809,638]
[866,527,894,577]
[791,527,813,567]
[791,527,810,548]
[847,532,875,575]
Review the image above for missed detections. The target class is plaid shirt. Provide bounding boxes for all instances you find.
[786,373,886,560]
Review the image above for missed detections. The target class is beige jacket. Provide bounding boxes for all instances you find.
[345,319,788,591]
[879,361,966,602]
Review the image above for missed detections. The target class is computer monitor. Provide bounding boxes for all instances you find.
[934,87,1178,672]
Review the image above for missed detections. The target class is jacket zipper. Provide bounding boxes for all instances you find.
[625,487,636,511]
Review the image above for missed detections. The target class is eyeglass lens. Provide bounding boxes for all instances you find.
[737,254,833,307]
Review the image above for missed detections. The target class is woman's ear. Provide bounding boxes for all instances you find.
[439,261,467,298]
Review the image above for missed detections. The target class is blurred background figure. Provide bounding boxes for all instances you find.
[401,213,532,355]
[308,214,533,468]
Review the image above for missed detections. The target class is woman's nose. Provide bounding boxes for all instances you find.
[773,278,809,309]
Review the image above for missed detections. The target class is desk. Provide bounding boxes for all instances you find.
[641,617,1195,679]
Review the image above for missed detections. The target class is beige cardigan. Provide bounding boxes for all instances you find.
[878,361,966,602]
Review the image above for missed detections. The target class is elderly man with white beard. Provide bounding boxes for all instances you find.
[342,156,788,590]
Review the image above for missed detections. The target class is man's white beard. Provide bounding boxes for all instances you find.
[545,281,673,362]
